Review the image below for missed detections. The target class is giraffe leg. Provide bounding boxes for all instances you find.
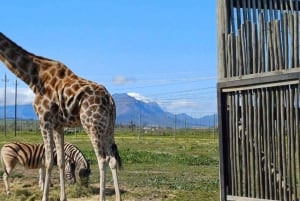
[41,127,54,201]
[86,131,107,201]
[109,157,121,201]
[39,167,45,191]
[99,157,107,201]
[54,128,66,201]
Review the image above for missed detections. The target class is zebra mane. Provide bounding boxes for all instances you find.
[63,142,90,170]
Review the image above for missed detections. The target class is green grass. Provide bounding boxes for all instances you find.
[0,129,219,201]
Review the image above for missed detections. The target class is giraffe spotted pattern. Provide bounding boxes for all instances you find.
[0,33,122,201]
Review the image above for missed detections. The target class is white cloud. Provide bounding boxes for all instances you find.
[112,75,136,85]
[159,99,217,117]
[0,87,34,105]
[159,99,196,113]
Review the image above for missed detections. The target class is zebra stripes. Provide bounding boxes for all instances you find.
[63,142,90,186]
[0,141,89,194]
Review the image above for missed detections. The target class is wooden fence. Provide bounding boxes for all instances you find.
[218,1,300,201]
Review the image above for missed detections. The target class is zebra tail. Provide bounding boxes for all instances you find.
[111,144,122,170]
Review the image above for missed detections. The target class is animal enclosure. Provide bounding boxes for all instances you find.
[217,1,300,201]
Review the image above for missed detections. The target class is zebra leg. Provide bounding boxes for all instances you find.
[109,157,121,201]
[2,157,17,194]
[3,170,10,194]
[54,128,66,201]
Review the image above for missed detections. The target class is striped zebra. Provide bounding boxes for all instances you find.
[0,142,76,194]
[63,142,91,187]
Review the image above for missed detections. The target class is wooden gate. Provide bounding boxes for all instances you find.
[218,1,300,201]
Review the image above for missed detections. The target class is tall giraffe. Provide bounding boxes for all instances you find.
[0,33,122,201]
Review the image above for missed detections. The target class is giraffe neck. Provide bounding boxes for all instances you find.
[0,32,55,94]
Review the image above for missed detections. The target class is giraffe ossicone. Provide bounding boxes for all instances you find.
[0,33,122,201]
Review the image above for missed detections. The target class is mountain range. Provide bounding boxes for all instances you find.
[0,93,217,128]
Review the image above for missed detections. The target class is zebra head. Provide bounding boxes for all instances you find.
[65,159,76,185]
[78,160,91,187]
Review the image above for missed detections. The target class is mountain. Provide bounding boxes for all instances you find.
[113,93,217,128]
[0,93,217,128]
[0,104,37,120]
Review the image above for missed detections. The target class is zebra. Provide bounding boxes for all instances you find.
[0,142,76,194]
[63,142,91,187]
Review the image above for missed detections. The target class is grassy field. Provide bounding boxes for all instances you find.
[0,129,219,201]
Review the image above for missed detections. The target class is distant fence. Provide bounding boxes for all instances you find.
[0,116,218,136]
[116,114,218,130]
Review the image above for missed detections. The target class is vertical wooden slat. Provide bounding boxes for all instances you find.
[241,24,247,76]
[258,13,265,73]
[252,23,258,74]
[286,87,291,201]
[262,88,268,198]
[221,33,227,79]
[289,85,296,201]
[235,92,241,195]
[269,0,274,21]
[289,0,294,11]
[248,90,255,197]
[288,13,294,68]
[276,88,282,200]
[275,20,283,70]
[217,0,226,79]
[230,33,236,77]
[245,92,251,196]
[266,88,272,199]
[293,13,298,67]
[230,93,237,195]
[237,30,243,76]
[271,88,277,200]
[283,13,289,69]
[226,34,232,78]
[262,0,268,22]
[267,22,273,72]
[229,0,234,33]
[295,85,300,198]
[246,21,252,74]
[281,87,287,201]
[252,89,261,198]
[272,21,279,71]
[273,0,278,19]
[236,0,241,29]
[247,0,251,21]
[241,0,248,23]
[241,92,247,196]
[251,0,257,24]
[257,89,263,198]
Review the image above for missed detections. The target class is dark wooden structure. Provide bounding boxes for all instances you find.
[218,1,300,201]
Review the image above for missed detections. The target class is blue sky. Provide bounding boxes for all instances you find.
[0,1,217,118]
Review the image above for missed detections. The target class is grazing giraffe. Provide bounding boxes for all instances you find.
[0,33,122,201]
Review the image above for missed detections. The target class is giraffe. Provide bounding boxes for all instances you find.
[0,33,122,201]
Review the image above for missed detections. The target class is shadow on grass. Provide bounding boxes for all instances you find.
[90,186,126,196]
